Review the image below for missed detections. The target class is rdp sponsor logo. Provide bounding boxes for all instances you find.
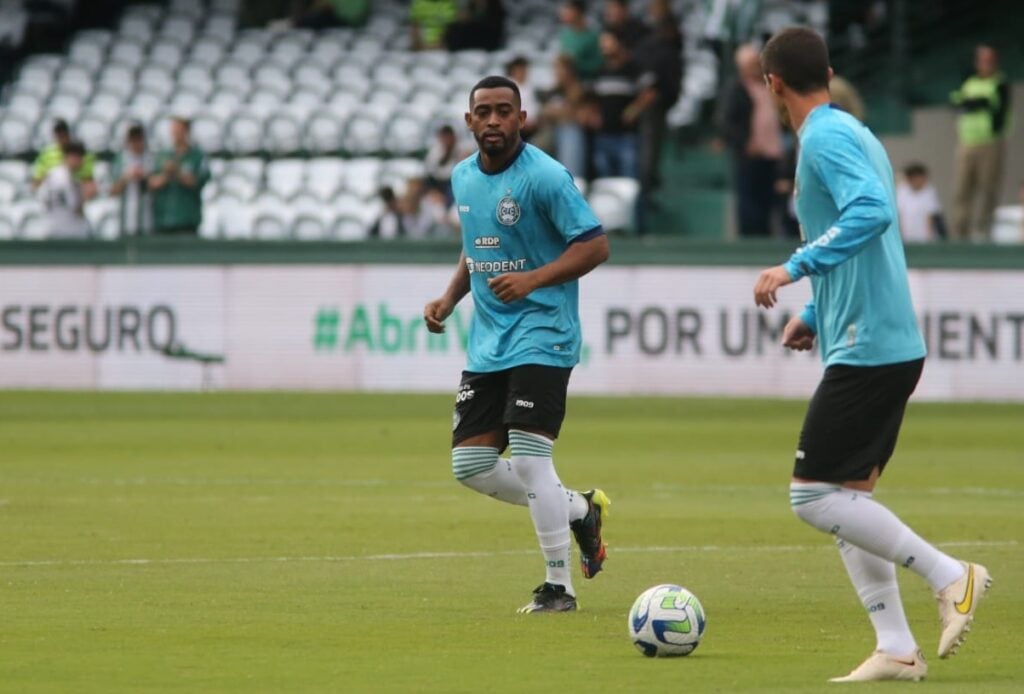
[313,303,470,354]
[1,304,176,353]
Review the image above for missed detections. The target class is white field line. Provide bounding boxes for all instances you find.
[0,540,1016,569]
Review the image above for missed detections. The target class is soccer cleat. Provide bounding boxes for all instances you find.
[516,583,577,614]
[935,561,992,658]
[828,649,928,683]
[570,489,610,579]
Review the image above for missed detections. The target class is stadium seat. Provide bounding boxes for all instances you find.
[190,114,225,153]
[10,200,46,239]
[84,197,120,240]
[292,213,328,240]
[202,14,237,43]
[47,94,85,123]
[149,39,186,70]
[96,63,137,100]
[4,93,42,125]
[250,196,294,239]
[305,157,345,200]
[265,158,306,199]
[0,160,29,185]
[385,111,429,156]
[340,157,383,199]
[160,14,197,45]
[67,38,106,72]
[224,114,264,155]
[218,172,261,202]
[0,178,18,204]
[992,206,1023,244]
[76,116,111,154]
[137,65,176,99]
[0,118,33,156]
[216,195,256,239]
[109,39,147,68]
[305,111,345,154]
[254,63,293,97]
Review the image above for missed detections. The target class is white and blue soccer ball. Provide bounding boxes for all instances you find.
[628,584,707,657]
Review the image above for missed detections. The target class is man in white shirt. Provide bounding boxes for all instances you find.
[896,163,946,243]
[38,140,94,238]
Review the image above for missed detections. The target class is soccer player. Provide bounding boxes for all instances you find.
[423,75,611,614]
[753,28,991,682]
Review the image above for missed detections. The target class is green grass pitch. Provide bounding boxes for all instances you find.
[1,392,1022,693]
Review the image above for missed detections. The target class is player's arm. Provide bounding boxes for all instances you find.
[782,131,893,281]
[488,234,609,302]
[424,251,470,334]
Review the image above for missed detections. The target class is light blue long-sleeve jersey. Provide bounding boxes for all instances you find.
[784,104,926,367]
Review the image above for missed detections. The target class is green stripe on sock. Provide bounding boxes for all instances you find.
[452,447,498,480]
[508,431,553,458]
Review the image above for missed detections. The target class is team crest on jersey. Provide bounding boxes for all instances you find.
[496,192,521,226]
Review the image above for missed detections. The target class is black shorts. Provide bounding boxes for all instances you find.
[794,358,924,483]
[451,365,572,447]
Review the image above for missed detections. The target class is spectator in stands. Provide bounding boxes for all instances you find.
[539,55,590,178]
[109,124,154,237]
[951,44,1011,240]
[634,19,683,200]
[32,119,95,194]
[717,43,783,237]
[403,178,456,238]
[148,117,210,236]
[602,0,649,56]
[829,75,866,122]
[37,140,93,238]
[558,1,603,80]
[897,163,947,243]
[592,31,654,180]
[424,125,460,203]
[291,0,371,29]
[444,0,505,51]
[370,186,406,239]
[410,0,458,51]
[506,57,540,139]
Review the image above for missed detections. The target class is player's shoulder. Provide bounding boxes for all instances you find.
[451,151,481,182]
[520,144,575,188]
[802,106,870,156]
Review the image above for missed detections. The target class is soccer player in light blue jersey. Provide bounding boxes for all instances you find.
[753,28,991,682]
[423,76,611,614]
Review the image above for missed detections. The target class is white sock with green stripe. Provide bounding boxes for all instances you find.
[451,447,588,520]
[452,447,528,505]
[790,482,964,591]
[509,429,574,595]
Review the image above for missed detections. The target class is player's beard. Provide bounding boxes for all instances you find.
[477,130,510,155]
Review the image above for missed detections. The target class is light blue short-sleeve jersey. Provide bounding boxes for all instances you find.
[784,104,926,367]
[452,142,603,373]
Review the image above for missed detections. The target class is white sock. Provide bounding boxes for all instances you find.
[837,536,918,655]
[452,448,589,519]
[452,447,528,505]
[509,429,574,595]
[791,482,965,591]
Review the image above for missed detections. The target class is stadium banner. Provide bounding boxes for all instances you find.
[1,265,1022,401]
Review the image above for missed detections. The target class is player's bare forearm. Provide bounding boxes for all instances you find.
[424,252,470,333]
[488,235,610,303]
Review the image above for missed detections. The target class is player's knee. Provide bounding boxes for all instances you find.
[451,446,499,482]
[789,482,840,530]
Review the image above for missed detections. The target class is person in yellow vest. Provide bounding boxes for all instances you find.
[950,45,1012,240]
[31,119,96,193]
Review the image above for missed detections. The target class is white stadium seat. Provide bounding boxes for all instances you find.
[340,157,382,199]
[84,197,121,240]
[305,157,345,200]
[305,110,345,154]
[265,158,306,199]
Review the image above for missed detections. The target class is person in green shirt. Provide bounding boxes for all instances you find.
[148,117,210,235]
[410,0,457,50]
[950,45,1012,240]
[558,1,603,80]
[31,119,96,191]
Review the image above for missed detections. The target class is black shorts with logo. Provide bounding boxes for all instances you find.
[794,358,925,483]
[452,365,572,447]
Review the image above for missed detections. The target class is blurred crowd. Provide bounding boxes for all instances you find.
[17,2,1019,242]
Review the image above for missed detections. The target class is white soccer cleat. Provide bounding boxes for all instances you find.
[935,561,992,658]
[828,649,927,683]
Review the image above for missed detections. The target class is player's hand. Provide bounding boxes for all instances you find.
[753,265,794,309]
[488,272,538,303]
[782,316,815,351]
[423,297,454,333]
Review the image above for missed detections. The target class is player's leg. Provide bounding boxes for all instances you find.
[505,366,605,612]
[951,145,977,239]
[790,359,990,664]
[451,371,529,505]
[451,371,593,512]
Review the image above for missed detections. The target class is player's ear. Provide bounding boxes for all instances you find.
[827,66,835,83]
[518,109,527,127]
[464,111,472,128]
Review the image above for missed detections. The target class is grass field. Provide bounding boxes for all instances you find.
[1,392,1022,693]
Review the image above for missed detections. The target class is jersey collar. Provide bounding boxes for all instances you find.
[476,141,527,176]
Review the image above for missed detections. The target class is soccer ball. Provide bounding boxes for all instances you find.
[628,584,706,657]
